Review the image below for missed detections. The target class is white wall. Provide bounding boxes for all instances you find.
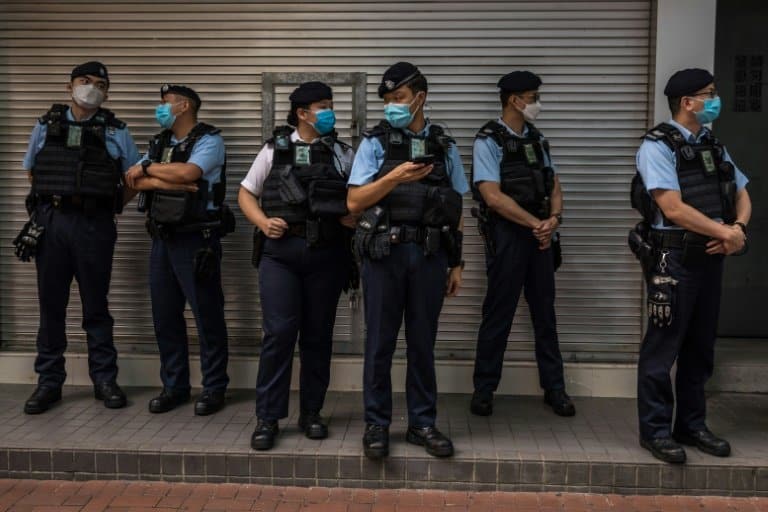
[654,0,718,124]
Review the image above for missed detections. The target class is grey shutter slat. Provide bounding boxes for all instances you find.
[0,0,649,364]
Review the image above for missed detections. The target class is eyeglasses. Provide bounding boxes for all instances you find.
[688,90,718,99]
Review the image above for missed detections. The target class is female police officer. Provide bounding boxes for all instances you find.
[238,81,356,450]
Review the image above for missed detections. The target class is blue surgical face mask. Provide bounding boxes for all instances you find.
[309,108,336,135]
[384,94,422,129]
[693,96,721,124]
[155,102,181,129]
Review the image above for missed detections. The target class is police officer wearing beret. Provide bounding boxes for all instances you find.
[238,81,356,450]
[19,61,140,414]
[470,71,575,419]
[125,85,231,416]
[631,68,751,463]
[347,62,469,459]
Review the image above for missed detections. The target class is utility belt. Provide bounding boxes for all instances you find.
[37,194,116,215]
[147,204,236,240]
[649,229,710,251]
[283,218,348,248]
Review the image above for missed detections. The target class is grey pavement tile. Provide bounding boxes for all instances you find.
[29,450,50,472]
[0,386,766,493]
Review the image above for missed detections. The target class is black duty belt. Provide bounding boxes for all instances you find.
[38,194,113,213]
[388,225,428,244]
[650,229,710,250]
[286,223,307,238]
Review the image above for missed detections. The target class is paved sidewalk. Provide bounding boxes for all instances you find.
[1,479,768,512]
[1,386,767,494]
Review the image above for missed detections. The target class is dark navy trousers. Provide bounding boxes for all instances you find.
[637,249,723,441]
[255,236,349,421]
[150,231,229,393]
[473,220,565,395]
[33,204,119,388]
[362,243,448,428]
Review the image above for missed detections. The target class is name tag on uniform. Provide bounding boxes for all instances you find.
[161,146,174,163]
[294,145,311,165]
[523,144,539,165]
[700,150,717,174]
[66,125,82,148]
[410,138,426,159]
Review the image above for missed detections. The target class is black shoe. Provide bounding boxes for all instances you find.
[640,436,687,464]
[470,391,493,416]
[544,388,576,417]
[673,428,731,457]
[251,419,279,450]
[94,381,127,409]
[406,425,454,458]
[148,388,190,414]
[363,424,389,460]
[194,390,226,416]
[24,386,62,415]
[298,410,328,440]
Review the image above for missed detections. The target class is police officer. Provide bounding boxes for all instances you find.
[470,71,574,419]
[238,81,356,450]
[125,85,230,416]
[632,69,751,464]
[347,62,469,459]
[19,61,139,414]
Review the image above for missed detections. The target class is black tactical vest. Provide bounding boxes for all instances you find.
[260,126,351,225]
[634,122,737,226]
[32,103,124,201]
[146,122,226,226]
[365,121,455,226]
[472,120,554,219]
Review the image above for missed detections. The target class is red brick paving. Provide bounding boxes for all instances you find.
[0,479,766,511]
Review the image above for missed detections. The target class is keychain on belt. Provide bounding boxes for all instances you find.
[648,250,678,327]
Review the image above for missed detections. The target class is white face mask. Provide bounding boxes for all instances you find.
[521,101,542,122]
[72,84,105,109]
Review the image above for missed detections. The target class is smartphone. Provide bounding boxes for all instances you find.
[411,154,435,165]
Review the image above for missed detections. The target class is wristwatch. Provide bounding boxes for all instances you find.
[141,159,152,177]
[733,221,747,236]
[552,212,563,225]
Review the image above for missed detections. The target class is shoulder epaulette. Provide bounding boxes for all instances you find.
[475,120,506,141]
[96,108,126,129]
[362,120,389,139]
[38,103,68,124]
[189,122,221,138]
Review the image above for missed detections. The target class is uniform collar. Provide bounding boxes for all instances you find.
[668,119,709,143]
[497,117,528,138]
[66,106,96,122]
[402,120,431,137]
[291,129,320,144]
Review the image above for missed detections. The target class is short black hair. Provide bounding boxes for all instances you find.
[668,96,682,116]
[500,90,513,108]
[404,74,428,95]
[287,102,308,126]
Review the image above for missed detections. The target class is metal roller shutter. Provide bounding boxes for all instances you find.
[0,0,650,363]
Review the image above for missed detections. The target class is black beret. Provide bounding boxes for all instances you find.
[289,81,333,105]
[71,61,109,84]
[378,61,423,98]
[161,84,202,108]
[663,68,714,97]
[497,71,542,93]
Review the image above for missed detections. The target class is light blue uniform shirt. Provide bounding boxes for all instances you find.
[472,118,555,184]
[347,121,470,195]
[137,131,225,211]
[636,119,748,229]
[22,106,140,173]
